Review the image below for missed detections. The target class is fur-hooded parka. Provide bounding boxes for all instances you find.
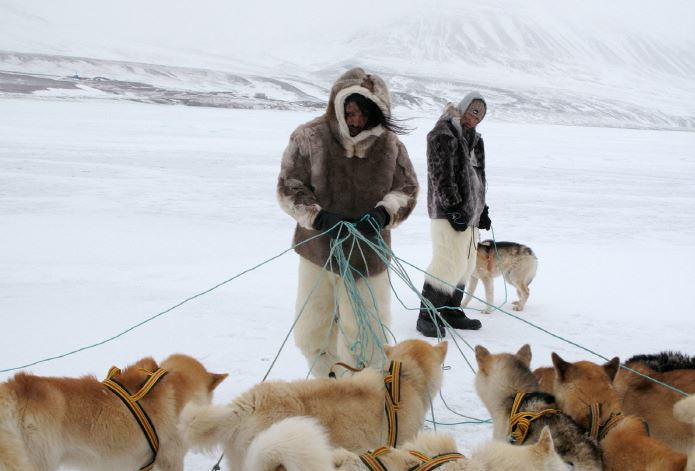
[426,92,487,226]
[277,67,418,276]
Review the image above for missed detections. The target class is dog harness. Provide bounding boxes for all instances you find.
[102,366,168,471]
[507,391,560,445]
[384,360,402,447]
[588,402,626,441]
[407,450,467,470]
[358,447,466,471]
[329,360,402,447]
[359,446,390,471]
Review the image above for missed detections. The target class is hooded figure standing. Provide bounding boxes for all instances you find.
[416,92,492,338]
[277,68,418,376]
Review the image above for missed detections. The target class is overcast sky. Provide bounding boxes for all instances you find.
[2,0,693,61]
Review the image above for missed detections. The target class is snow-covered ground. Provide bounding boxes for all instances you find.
[1,97,694,468]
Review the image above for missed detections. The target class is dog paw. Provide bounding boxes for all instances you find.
[481,308,492,314]
[512,305,524,311]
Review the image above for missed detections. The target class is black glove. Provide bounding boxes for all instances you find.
[445,209,468,232]
[355,206,391,236]
[478,205,491,230]
[313,210,353,237]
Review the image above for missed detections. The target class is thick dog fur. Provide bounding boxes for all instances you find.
[472,425,568,471]
[601,415,687,471]
[0,354,227,471]
[474,344,602,471]
[615,352,695,453]
[674,395,695,471]
[244,416,566,471]
[551,352,622,431]
[461,240,537,313]
[181,339,448,471]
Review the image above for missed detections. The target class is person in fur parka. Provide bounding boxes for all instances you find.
[277,67,418,376]
[417,92,492,337]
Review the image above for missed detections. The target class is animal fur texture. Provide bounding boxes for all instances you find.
[181,339,448,471]
[473,344,602,471]
[615,352,695,453]
[549,353,687,470]
[600,415,687,471]
[550,352,622,431]
[674,394,695,471]
[243,416,567,471]
[0,354,227,471]
[461,240,537,313]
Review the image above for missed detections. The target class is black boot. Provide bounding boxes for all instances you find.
[416,282,448,338]
[440,283,482,330]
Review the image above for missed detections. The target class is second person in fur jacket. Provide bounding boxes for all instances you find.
[417,92,492,337]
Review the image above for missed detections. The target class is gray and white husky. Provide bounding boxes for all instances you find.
[462,240,537,313]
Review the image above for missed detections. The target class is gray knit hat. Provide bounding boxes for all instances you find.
[456,91,487,121]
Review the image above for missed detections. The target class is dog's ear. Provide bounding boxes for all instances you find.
[535,426,555,455]
[474,345,490,373]
[208,373,228,392]
[603,357,620,382]
[516,344,532,368]
[434,340,448,363]
[551,352,571,381]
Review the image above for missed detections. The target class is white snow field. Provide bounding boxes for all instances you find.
[1,97,694,468]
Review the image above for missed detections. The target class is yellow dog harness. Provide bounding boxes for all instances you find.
[102,366,168,471]
[508,391,560,444]
[358,447,466,471]
[330,360,402,448]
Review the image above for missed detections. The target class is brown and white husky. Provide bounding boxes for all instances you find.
[181,339,448,471]
[461,240,537,313]
[0,354,227,471]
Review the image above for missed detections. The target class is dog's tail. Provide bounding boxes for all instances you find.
[244,416,335,471]
[179,401,249,452]
[0,383,38,470]
[674,394,695,425]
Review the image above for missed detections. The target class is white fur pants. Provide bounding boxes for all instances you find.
[425,219,479,295]
[294,256,391,377]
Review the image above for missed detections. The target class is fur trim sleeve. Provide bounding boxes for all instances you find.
[276,129,321,229]
[427,132,462,211]
[377,141,418,229]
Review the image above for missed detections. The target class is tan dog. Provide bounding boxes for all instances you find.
[550,352,622,431]
[600,415,687,471]
[244,416,566,471]
[673,395,695,471]
[461,240,537,314]
[0,354,227,471]
[550,353,687,470]
[615,353,695,453]
[181,339,448,471]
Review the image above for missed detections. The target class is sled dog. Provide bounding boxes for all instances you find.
[0,354,227,471]
[181,339,448,471]
[461,240,537,313]
[473,344,602,471]
[549,353,686,470]
[615,352,695,453]
[550,352,622,431]
[674,394,695,471]
[244,416,566,471]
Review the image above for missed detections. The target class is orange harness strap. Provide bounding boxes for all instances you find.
[102,366,168,471]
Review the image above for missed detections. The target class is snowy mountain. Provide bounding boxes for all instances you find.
[1,0,694,129]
